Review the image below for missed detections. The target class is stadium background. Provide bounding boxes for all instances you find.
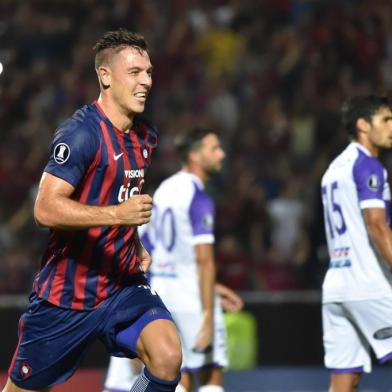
[0,0,391,390]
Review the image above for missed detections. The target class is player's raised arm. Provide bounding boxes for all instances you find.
[34,172,153,229]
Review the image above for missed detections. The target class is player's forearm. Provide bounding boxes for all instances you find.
[197,256,216,319]
[34,195,120,229]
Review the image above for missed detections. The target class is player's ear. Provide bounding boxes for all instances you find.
[97,66,111,89]
[356,118,370,134]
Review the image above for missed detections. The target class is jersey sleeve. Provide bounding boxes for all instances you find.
[353,155,386,209]
[188,186,215,245]
[44,120,100,188]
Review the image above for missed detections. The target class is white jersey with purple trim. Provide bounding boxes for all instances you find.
[147,170,215,312]
[321,142,392,303]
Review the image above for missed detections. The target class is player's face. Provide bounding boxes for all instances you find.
[199,134,226,174]
[368,106,392,149]
[109,47,152,115]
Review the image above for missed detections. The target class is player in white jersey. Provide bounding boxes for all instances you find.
[103,128,243,392]
[321,95,392,392]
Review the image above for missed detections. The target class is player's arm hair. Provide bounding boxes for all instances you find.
[363,208,392,267]
[195,243,216,319]
[34,173,120,229]
[34,172,151,229]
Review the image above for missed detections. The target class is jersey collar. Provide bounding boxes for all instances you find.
[351,142,372,157]
[180,170,205,189]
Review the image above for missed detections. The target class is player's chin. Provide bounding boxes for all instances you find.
[130,102,146,113]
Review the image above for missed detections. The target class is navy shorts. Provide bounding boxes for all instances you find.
[8,276,172,390]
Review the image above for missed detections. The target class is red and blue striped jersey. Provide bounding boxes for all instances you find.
[33,101,158,310]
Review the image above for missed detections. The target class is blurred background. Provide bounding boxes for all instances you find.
[1,0,392,391]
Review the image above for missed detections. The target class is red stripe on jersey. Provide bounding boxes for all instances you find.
[90,121,120,306]
[8,317,24,376]
[117,132,141,278]
[95,226,118,306]
[48,259,68,306]
[36,240,64,299]
[78,140,103,204]
[96,125,134,304]
[129,130,145,168]
[99,120,119,201]
[48,142,103,308]
[72,227,101,310]
[37,270,51,299]
[71,120,117,309]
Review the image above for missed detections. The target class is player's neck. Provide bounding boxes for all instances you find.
[183,166,208,184]
[97,95,134,133]
[358,139,379,157]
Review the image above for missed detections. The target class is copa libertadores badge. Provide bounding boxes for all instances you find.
[367,174,380,191]
[54,143,70,164]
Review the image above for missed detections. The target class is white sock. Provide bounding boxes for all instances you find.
[198,385,224,392]
[175,384,188,392]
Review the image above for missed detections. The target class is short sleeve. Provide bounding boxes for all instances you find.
[188,185,215,245]
[353,154,385,209]
[44,120,99,188]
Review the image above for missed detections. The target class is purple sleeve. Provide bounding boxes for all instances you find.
[188,185,215,236]
[353,153,385,202]
[44,120,99,187]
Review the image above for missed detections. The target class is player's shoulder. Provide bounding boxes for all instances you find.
[54,104,101,143]
[353,144,385,174]
[323,142,381,182]
[155,171,207,203]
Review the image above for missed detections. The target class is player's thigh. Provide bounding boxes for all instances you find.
[346,298,392,363]
[104,283,181,361]
[323,303,370,372]
[8,295,100,390]
[330,372,361,392]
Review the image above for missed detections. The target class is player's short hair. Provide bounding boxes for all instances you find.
[93,29,148,69]
[175,127,216,163]
[342,95,390,139]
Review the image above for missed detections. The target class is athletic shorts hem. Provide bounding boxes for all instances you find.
[328,366,364,374]
[379,351,392,364]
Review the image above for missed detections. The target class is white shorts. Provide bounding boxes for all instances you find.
[172,296,228,371]
[323,298,392,373]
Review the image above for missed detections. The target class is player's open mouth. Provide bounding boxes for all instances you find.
[134,92,147,100]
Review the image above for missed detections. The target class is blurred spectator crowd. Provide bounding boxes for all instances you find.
[1,0,392,294]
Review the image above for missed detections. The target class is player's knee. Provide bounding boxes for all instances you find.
[150,344,182,377]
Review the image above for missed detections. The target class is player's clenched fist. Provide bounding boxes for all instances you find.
[115,194,153,226]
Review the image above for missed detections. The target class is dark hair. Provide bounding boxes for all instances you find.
[93,29,148,68]
[342,95,390,139]
[175,127,216,163]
